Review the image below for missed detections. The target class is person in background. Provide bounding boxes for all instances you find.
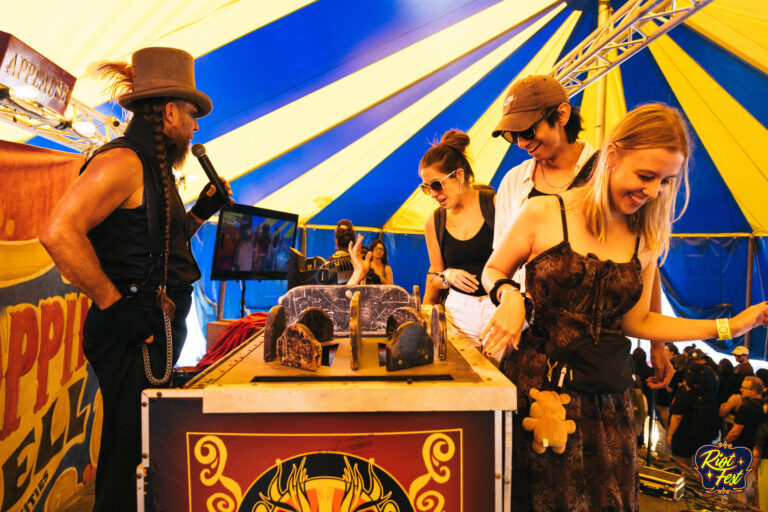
[632,347,654,416]
[717,358,740,409]
[752,416,768,510]
[479,104,768,511]
[420,129,496,344]
[323,219,381,286]
[667,369,715,466]
[726,376,766,504]
[39,47,230,511]
[655,343,681,428]
[733,345,755,376]
[756,368,768,400]
[688,348,719,405]
[725,377,766,447]
[368,239,393,285]
[666,343,679,359]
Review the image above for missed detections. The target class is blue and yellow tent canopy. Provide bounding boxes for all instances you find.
[4,0,767,357]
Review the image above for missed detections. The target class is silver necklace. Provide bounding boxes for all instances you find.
[539,161,578,190]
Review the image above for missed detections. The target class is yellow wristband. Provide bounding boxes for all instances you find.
[716,318,732,341]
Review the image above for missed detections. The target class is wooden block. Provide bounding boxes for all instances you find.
[386,322,433,371]
[349,291,361,371]
[412,285,421,311]
[279,285,413,334]
[277,324,322,371]
[263,305,285,362]
[431,304,447,361]
[385,307,422,340]
[296,307,334,342]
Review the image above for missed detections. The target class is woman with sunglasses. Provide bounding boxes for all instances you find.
[368,239,393,285]
[479,104,768,511]
[420,129,496,344]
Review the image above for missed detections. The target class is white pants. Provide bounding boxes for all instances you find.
[444,289,495,347]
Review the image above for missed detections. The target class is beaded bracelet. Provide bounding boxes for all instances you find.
[489,278,521,307]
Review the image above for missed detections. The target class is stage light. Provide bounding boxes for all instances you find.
[10,85,39,102]
[72,120,96,138]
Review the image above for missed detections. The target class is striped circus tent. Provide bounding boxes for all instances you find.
[4,0,767,357]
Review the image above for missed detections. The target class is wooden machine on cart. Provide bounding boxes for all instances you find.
[138,285,516,511]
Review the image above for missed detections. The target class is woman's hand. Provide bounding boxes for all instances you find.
[730,301,768,337]
[444,268,479,294]
[647,343,674,389]
[479,289,525,356]
[347,235,372,285]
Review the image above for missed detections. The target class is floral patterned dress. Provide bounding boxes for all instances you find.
[501,195,644,512]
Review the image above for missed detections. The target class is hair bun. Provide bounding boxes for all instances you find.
[439,129,470,154]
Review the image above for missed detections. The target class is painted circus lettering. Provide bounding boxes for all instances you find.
[1,377,88,511]
[2,293,89,441]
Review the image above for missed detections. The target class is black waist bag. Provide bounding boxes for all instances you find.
[545,334,633,394]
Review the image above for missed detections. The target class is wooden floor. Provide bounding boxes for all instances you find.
[60,454,758,511]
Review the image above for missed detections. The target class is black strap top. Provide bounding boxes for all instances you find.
[524,195,643,347]
[440,222,494,297]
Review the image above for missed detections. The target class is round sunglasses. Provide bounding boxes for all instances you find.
[501,106,558,144]
[420,169,457,195]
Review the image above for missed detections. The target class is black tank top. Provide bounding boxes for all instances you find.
[440,223,493,297]
[84,116,200,294]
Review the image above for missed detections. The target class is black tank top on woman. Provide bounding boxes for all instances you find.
[440,222,493,297]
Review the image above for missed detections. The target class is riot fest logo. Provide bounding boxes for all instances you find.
[693,441,753,495]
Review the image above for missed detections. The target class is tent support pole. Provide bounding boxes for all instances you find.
[594,0,611,145]
[745,235,755,348]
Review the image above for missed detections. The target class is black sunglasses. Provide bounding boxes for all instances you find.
[420,169,457,195]
[501,106,558,144]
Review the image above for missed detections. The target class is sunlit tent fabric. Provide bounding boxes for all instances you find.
[5,0,767,358]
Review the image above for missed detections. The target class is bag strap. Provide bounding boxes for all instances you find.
[433,206,447,251]
[478,188,495,231]
[555,195,568,243]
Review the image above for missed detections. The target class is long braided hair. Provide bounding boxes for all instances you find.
[97,63,176,318]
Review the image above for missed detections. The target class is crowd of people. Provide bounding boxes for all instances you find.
[643,343,768,507]
[38,41,768,512]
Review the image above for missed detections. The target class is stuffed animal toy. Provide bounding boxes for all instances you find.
[522,388,576,454]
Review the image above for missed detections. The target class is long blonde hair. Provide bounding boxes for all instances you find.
[583,104,691,262]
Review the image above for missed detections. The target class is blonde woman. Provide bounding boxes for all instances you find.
[480,104,768,511]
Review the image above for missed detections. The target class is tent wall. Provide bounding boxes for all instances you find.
[660,236,768,359]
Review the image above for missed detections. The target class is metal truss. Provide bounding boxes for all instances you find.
[552,0,715,97]
[0,86,124,154]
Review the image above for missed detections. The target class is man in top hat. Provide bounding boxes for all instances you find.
[40,47,230,511]
[733,345,755,376]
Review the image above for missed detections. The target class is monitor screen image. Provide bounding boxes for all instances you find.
[210,204,298,281]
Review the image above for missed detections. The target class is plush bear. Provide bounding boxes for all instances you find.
[522,388,576,454]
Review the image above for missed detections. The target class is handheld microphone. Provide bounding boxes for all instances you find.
[191,143,233,205]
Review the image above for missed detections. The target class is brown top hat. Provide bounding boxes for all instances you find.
[492,75,568,137]
[118,47,212,117]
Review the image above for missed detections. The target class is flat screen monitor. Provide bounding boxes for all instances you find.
[210,203,298,281]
